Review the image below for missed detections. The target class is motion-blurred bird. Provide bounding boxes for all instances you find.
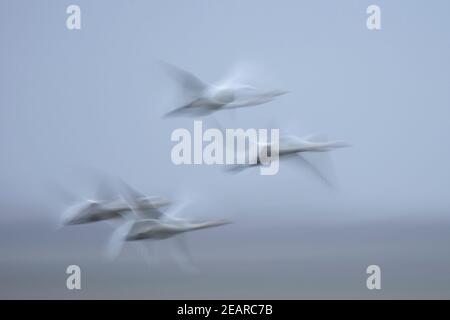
[60,180,171,226]
[161,62,288,117]
[118,218,231,242]
[230,133,350,186]
[106,195,232,261]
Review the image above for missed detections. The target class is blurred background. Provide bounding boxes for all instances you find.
[1,0,450,298]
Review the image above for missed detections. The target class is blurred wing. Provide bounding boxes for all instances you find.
[214,62,261,89]
[224,95,273,109]
[163,100,220,118]
[163,105,193,118]
[170,235,198,273]
[294,154,335,188]
[105,220,134,260]
[159,61,207,97]
[117,180,157,219]
[118,179,146,201]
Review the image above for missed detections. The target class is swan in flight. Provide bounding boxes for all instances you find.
[161,62,288,117]
[115,185,231,241]
[232,133,349,166]
[106,192,232,261]
[116,218,231,242]
[56,178,231,266]
[229,133,350,186]
[60,180,171,226]
[270,134,350,156]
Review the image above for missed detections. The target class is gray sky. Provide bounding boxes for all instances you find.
[1,0,450,298]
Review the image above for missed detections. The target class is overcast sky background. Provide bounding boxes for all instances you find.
[1,0,450,298]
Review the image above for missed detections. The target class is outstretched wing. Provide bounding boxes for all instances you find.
[223,90,288,109]
[117,180,165,220]
[159,61,208,97]
[223,95,274,109]
[294,154,335,188]
[118,179,146,201]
